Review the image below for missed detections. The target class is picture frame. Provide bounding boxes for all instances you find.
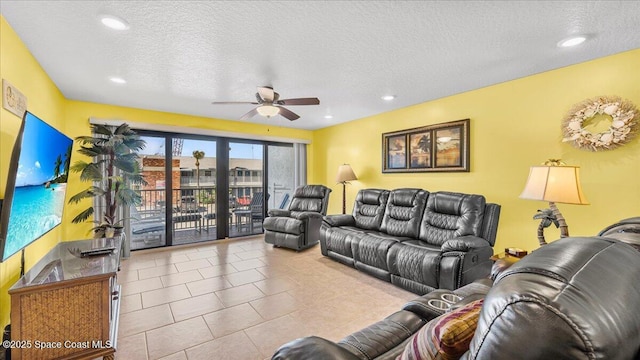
[382,119,469,173]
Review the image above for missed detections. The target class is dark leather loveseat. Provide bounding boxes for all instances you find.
[273,236,640,359]
[320,188,501,294]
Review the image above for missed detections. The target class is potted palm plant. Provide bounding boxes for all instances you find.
[68,123,146,238]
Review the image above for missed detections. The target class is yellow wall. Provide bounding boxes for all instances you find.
[311,48,640,253]
[0,17,68,330]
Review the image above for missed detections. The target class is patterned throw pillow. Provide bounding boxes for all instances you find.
[397,299,484,360]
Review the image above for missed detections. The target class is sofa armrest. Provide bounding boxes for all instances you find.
[441,235,491,252]
[323,214,355,227]
[272,336,360,360]
[268,209,291,217]
[293,211,324,220]
[402,289,456,320]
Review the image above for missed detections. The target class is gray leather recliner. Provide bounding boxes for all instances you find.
[263,185,331,251]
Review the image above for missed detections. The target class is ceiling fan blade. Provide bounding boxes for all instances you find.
[240,108,259,120]
[276,97,320,106]
[211,101,259,105]
[278,106,300,121]
[257,86,275,102]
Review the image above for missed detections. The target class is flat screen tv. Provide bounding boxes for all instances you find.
[0,111,73,262]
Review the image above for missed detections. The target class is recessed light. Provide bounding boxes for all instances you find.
[381,95,396,101]
[324,115,333,119]
[109,77,126,84]
[557,35,586,48]
[100,14,130,30]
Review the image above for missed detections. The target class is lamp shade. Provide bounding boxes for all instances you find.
[336,164,357,183]
[519,165,589,205]
[256,105,280,117]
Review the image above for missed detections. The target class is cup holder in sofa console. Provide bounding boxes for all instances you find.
[427,299,451,311]
[441,293,462,304]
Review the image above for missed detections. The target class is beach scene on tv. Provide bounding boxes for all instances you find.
[3,113,73,260]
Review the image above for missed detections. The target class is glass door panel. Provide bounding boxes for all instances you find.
[130,135,168,250]
[171,138,217,245]
[229,142,264,237]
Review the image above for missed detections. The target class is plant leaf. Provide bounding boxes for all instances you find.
[79,163,104,182]
[71,207,94,224]
[116,188,142,206]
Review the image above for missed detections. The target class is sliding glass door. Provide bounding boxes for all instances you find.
[128,130,302,250]
[130,134,219,250]
[228,142,264,237]
[129,135,169,250]
[171,137,217,245]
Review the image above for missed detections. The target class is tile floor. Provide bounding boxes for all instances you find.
[115,235,416,360]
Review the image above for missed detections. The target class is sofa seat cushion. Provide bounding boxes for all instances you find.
[351,234,398,271]
[263,217,304,235]
[360,231,413,242]
[398,299,484,360]
[338,310,425,360]
[388,242,441,289]
[323,228,361,258]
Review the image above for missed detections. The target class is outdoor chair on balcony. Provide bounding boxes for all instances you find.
[130,206,202,246]
[130,207,165,245]
[262,185,331,251]
[232,192,270,233]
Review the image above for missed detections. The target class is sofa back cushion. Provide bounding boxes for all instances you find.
[380,188,429,238]
[352,189,390,231]
[418,192,486,246]
[289,185,332,215]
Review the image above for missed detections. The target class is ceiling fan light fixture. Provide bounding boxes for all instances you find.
[381,95,396,101]
[256,105,280,117]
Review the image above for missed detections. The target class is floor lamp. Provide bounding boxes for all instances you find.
[519,161,589,246]
[336,164,358,214]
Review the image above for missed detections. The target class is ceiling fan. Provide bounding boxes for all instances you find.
[211,86,320,121]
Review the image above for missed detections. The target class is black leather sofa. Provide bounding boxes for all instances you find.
[273,236,640,359]
[320,188,501,294]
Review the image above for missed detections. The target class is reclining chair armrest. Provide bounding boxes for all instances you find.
[272,336,360,360]
[323,214,355,227]
[293,212,324,220]
[268,209,291,217]
[441,235,491,252]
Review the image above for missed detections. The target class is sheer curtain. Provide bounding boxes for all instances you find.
[293,143,307,189]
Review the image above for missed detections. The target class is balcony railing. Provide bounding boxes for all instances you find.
[131,187,265,247]
[178,175,262,186]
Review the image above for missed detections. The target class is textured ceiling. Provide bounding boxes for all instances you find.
[1,1,639,130]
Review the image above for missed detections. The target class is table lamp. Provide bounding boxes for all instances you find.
[336,164,358,214]
[519,160,589,246]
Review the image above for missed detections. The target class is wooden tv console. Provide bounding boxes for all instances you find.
[8,237,122,360]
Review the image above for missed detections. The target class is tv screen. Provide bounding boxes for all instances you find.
[0,111,73,262]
